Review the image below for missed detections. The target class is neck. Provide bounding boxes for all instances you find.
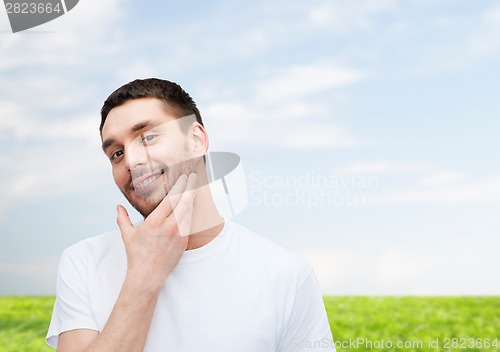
[185,166,225,250]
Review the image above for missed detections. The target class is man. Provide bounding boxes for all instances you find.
[46,78,335,351]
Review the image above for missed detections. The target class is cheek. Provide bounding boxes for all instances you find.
[146,142,186,163]
[112,166,129,189]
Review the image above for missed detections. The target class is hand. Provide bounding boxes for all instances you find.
[116,173,198,290]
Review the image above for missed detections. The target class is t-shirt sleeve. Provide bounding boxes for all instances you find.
[277,268,336,352]
[46,244,99,349]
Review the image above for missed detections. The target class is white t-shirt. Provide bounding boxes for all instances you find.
[47,221,335,351]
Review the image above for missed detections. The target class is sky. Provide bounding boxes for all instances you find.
[0,0,499,295]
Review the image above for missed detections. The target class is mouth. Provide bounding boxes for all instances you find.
[130,169,165,196]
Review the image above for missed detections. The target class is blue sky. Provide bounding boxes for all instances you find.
[1,0,499,295]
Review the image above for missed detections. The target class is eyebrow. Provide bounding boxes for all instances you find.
[131,120,156,133]
[101,120,161,152]
[101,138,116,152]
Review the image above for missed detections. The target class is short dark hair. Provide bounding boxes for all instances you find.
[100,78,203,134]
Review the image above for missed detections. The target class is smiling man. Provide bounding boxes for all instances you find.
[46,78,335,351]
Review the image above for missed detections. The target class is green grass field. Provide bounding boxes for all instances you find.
[0,296,499,351]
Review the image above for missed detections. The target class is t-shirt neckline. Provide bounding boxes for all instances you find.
[178,219,231,263]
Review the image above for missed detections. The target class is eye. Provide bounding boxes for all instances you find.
[110,150,124,162]
[141,134,157,144]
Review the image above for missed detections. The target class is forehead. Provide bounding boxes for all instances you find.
[101,97,179,140]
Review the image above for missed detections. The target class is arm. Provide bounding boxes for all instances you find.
[277,269,335,352]
[58,271,160,352]
[57,173,198,352]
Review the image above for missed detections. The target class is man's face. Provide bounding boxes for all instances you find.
[101,98,201,217]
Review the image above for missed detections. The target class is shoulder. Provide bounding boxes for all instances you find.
[60,228,123,265]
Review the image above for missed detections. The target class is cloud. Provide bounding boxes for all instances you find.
[200,59,364,149]
[203,100,357,149]
[369,175,500,205]
[419,171,465,188]
[258,63,365,102]
[0,258,59,295]
[401,4,500,76]
[0,145,108,209]
[334,162,496,206]
[0,0,126,71]
[308,0,397,34]
[131,1,395,73]
[337,160,428,175]
[0,106,98,143]
[301,246,500,295]
[117,60,158,83]
[0,0,128,212]
[484,4,500,22]
[0,109,107,213]
[280,124,357,148]
[127,0,398,75]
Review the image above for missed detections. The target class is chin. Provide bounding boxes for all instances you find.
[123,189,165,218]
[133,198,162,218]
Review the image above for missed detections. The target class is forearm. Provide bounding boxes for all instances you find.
[57,175,196,352]
[83,273,162,352]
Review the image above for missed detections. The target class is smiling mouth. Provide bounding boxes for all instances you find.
[131,169,165,195]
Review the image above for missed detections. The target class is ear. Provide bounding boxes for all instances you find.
[188,122,209,157]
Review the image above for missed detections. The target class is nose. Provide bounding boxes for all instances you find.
[125,141,151,171]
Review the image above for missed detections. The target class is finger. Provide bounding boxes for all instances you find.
[177,202,194,237]
[175,173,198,212]
[184,172,198,194]
[148,173,189,223]
[116,205,134,235]
[167,173,194,210]
[171,173,198,227]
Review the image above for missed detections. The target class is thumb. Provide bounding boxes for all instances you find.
[116,204,133,235]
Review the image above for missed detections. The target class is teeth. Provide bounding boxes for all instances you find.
[135,175,159,189]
